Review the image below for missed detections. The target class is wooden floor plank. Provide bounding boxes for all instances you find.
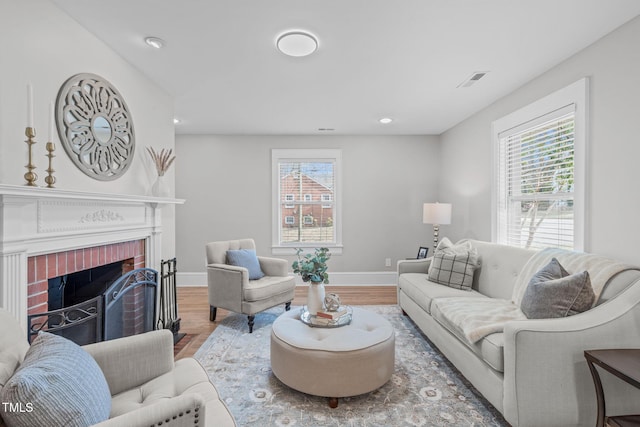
[174,285,397,359]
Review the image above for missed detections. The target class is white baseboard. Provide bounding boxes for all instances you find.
[176,272,210,287]
[176,271,398,287]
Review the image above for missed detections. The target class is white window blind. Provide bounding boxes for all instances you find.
[496,108,576,250]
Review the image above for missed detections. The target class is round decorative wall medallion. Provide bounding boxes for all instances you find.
[55,73,135,181]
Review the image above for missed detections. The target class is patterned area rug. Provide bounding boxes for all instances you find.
[194,305,508,426]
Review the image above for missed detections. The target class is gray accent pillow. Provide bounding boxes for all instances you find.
[0,332,111,427]
[520,258,595,319]
[226,249,265,280]
[428,238,479,290]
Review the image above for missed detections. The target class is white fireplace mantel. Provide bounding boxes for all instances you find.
[0,184,184,330]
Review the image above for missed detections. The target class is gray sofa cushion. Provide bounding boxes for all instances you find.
[520,258,594,318]
[0,332,111,427]
[428,238,479,290]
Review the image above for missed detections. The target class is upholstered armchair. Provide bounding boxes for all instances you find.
[0,309,236,427]
[205,238,295,333]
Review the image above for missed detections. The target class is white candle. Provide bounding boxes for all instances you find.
[48,101,55,142]
[27,83,34,128]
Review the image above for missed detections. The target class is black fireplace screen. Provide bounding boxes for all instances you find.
[27,268,158,345]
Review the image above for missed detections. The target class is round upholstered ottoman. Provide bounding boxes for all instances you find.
[270,307,395,407]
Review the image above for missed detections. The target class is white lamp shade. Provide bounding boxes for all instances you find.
[423,203,452,225]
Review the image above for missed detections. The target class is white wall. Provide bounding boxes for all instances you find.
[175,135,440,281]
[440,15,640,264]
[0,0,177,260]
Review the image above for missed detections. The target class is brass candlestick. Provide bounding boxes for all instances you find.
[24,127,38,186]
[45,142,56,188]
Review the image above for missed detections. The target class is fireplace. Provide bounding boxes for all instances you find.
[0,184,183,332]
[24,245,155,346]
[48,260,129,311]
[26,240,145,316]
[28,267,158,345]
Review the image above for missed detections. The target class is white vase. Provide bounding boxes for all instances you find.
[151,175,170,198]
[307,281,325,314]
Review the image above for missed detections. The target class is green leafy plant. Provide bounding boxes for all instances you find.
[292,247,331,284]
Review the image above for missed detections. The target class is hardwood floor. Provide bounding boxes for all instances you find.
[174,285,397,360]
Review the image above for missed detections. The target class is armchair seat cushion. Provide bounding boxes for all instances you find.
[244,276,296,302]
[111,358,221,417]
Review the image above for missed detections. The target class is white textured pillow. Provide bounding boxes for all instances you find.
[428,238,479,290]
[0,332,111,427]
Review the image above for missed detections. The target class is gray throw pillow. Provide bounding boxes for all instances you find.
[520,258,595,319]
[0,332,111,427]
[428,238,479,290]
[226,249,265,280]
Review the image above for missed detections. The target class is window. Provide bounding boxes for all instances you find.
[321,194,332,208]
[272,149,342,254]
[492,78,587,251]
[284,194,295,208]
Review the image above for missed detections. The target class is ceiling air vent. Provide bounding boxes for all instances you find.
[457,71,489,88]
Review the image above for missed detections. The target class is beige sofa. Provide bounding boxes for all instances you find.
[397,239,640,427]
[0,309,235,427]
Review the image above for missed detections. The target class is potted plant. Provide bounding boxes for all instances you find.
[292,247,331,314]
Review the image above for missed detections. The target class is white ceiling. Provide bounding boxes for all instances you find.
[51,0,640,135]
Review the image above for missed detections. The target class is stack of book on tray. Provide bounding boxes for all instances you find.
[314,307,349,322]
[301,306,351,327]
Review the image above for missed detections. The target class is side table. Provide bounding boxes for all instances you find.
[584,349,640,427]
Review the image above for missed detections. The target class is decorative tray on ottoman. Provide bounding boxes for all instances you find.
[300,305,353,328]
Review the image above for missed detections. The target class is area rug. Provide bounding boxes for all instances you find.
[194,305,508,426]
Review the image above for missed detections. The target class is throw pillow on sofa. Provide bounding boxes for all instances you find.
[226,249,265,280]
[0,332,111,427]
[520,257,595,319]
[428,238,480,290]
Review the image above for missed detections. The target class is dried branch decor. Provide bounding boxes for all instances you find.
[146,147,175,176]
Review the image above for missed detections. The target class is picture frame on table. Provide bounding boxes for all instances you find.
[416,247,429,259]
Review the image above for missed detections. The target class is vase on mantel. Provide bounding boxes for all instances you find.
[307,281,325,314]
[151,175,170,198]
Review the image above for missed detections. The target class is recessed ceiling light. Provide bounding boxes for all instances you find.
[276,31,318,57]
[173,118,181,125]
[379,117,393,124]
[145,37,165,49]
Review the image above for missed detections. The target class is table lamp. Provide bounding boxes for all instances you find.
[423,202,452,248]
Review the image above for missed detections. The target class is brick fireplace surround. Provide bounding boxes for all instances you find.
[27,240,146,316]
[0,184,183,331]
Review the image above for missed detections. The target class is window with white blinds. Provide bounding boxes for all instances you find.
[271,149,342,254]
[492,79,587,251]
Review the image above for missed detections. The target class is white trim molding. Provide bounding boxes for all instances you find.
[491,77,588,251]
[271,148,343,255]
[0,184,184,330]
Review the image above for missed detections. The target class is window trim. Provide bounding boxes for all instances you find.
[491,78,588,251]
[271,148,343,255]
